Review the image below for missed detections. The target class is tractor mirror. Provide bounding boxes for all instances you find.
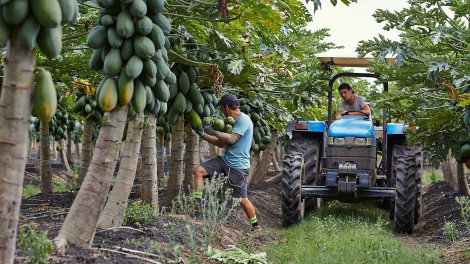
[375,119,380,127]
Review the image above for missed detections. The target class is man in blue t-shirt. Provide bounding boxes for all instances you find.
[192,93,261,236]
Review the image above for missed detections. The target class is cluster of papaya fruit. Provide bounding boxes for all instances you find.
[0,0,78,55]
[87,0,174,116]
[72,89,103,123]
[202,115,234,134]
[155,62,218,141]
[32,110,76,150]
[239,98,272,153]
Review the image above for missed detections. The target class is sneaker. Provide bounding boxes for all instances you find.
[249,225,263,238]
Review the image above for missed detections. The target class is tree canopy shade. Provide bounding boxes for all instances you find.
[356,0,470,166]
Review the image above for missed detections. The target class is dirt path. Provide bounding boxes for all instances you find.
[14,170,470,263]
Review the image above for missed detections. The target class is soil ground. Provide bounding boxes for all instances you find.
[13,165,470,263]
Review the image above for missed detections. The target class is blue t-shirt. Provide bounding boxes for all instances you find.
[221,112,253,169]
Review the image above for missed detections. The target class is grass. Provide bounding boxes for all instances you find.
[422,169,443,186]
[22,177,72,198]
[262,201,442,264]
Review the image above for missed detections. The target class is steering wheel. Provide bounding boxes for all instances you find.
[344,111,370,118]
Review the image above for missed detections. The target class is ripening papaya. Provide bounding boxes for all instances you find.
[32,70,57,123]
[118,70,134,106]
[98,78,118,112]
[187,109,202,130]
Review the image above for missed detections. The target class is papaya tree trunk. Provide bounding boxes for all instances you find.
[157,132,165,182]
[183,123,198,195]
[0,39,36,264]
[442,150,459,191]
[252,130,278,183]
[165,114,185,206]
[54,105,128,251]
[40,120,53,193]
[59,141,72,175]
[78,118,94,184]
[141,115,158,208]
[247,151,261,185]
[36,143,41,169]
[98,112,144,229]
[272,144,281,172]
[67,130,72,162]
[75,141,80,164]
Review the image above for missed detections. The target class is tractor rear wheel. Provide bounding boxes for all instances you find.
[288,132,320,211]
[282,152,304,227]
[392,141,422,234]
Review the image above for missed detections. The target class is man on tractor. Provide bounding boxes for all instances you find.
[336,83,371,120]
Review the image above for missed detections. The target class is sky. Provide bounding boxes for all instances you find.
[305,0,410,58]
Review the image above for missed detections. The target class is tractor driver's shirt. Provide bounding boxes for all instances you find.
[221,112,253,169]
[339,96,369,113]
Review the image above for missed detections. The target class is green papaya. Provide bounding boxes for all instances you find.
[140,74,156,87]
[0,5,11,48]
[164,71,177,84]
[168,83,178,100]
[37,26,62,59]
[120,38,134,61]
[142,59,157,79]
[107,26,123,48]
[155,59,170,80]
[133,34,155,59]
[104,48,123,77]
[152,80,170,102]
[32,70,57,123]
[87,26,108,49]
[131,79,146,112]
[58,0,75,24]
[135,16,153,35]
[149,13,171,34]
[129,0,147,19]
[173,92,186,113]
[158,101,167,115]
[89,48,104,71]
[97,0,117,8]
[147,0,165,14]
[126,55,144,79]
[188,83,204,106]
[178,72,190,94]
[31,0,62,28]
[116,10,135,38]
[3,0,29,26]
[147,24,165,49]
[18,15,41,50]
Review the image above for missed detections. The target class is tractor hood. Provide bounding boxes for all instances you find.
[328,116,374,138]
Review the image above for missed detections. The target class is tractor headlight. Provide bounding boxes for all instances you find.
[354,138,366,145]
[333,137,345,145]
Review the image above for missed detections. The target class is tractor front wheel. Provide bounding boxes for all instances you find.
[282,152,304,227]
[392,141,422,234]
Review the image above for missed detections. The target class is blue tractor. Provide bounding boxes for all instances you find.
[282,58,423,233]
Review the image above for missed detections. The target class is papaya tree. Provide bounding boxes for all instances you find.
[356,0,470,167]
[0,1,79,263]
[98,111,144,229]
[54,0,175,250]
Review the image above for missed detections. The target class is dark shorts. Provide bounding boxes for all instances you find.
[200,156,249,198]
